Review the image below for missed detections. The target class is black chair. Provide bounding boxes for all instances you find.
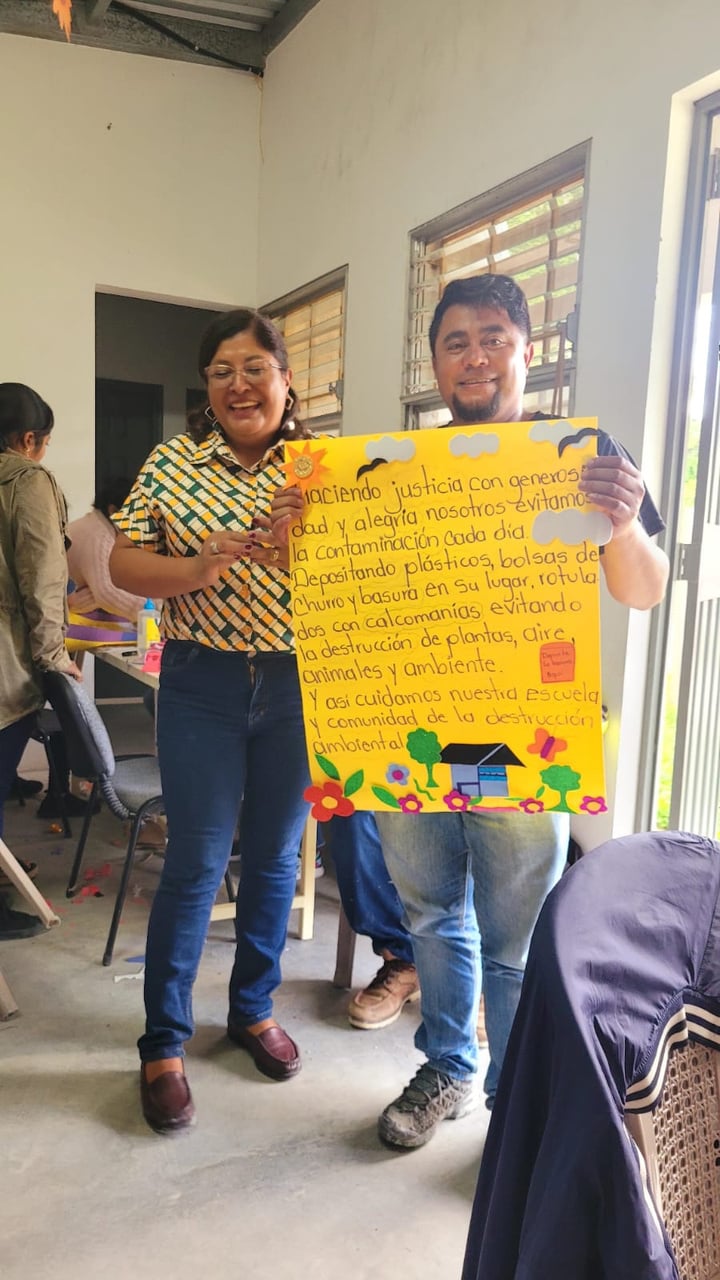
[43,670,165,966]
[43,671,237,966]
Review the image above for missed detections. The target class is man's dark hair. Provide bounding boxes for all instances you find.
[93,476,134,517]
[428,274,532,355]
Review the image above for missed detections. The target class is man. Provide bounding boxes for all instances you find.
[324,811,419,1029]
[373,274,668,1149]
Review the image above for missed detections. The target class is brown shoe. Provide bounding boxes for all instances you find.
[140,1063,196,1134]
[227,1020,301,1081]
[348,959,420,1030]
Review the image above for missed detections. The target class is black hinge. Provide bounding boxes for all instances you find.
[708,149,720,201]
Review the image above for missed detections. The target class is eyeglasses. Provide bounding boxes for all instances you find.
[204,360,284,385]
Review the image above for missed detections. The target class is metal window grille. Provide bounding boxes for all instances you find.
[265,269,346,429]
[403,150,586,425]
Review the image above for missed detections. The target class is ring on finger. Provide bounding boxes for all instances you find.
[270,548,280,562]
[209,539,220,555]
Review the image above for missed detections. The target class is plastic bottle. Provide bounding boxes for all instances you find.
[137,598,161,660]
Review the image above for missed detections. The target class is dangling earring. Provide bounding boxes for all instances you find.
[204,405,217,427]
[285,393,294,414]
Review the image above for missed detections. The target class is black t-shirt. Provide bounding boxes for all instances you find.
[530,413,664,537]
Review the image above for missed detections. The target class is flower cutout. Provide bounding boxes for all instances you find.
[519,798,545,815]
[398,794,423,813]
[385,763,410,785]
[305,780,355,823]
[443,790,470,812]
[579,795,607,816]
[283,441,329,493]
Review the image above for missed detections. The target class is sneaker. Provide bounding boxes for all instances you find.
[315,852,325,879]
[0,897,45,941]
[348,959,420,1030]
[378,1063,477,1149]
[36,792,99,819]
[9,774,43,800]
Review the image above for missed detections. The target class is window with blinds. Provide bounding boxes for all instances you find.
[264,268,347,430]
[403,147,587,427]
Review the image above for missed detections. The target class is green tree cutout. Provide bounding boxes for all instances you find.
[539,764,582,812]
[406,728,442,789]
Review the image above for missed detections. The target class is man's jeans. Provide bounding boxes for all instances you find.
[323,811,414,964]
[375,809,568,1101]
[139,643,310,1063]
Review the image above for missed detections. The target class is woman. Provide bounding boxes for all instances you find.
[67,475,145,624]
[110,309,314,1135]
[0,383,80,847]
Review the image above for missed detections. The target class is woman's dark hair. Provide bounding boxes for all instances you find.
[428,274,532,355]
[188,307,313,444]
[93,475,134,517]
[0,382,54,454]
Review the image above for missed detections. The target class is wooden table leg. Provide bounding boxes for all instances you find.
[0,969,19,1020]
[0,839,60,927]
[333,906,357,989]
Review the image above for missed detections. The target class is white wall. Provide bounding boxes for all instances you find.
[257,0,720,840]
[0,34,261,520]
[95,294,210,442]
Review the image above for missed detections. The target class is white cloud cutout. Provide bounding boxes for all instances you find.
[529,421,586,449]
[449,433,500,458]
[532,509,613,547]
[364,436,416,462]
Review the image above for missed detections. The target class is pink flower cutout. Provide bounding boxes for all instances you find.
[398,794,423,814]
[519,798,545,815]
[579,795,608,816]
[443,790,470,812]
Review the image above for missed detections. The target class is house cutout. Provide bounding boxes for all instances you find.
[440,743,525,798]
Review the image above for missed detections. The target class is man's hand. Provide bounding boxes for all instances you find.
[579,456,645,536]
[270,485,304,547]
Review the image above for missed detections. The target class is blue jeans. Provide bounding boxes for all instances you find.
[0,713,37,839]
[375,809,568,1102]
[323,811,414,964]
[139,644,310,1063]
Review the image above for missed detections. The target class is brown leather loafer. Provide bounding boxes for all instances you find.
[227,1021,302,1081]
[140,1064,196,1134]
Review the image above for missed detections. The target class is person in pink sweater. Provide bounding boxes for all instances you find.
[67,477,145,624]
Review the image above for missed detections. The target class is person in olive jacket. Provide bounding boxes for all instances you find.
[0,382,80,842]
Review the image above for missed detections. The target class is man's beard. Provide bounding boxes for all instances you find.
[450,387,500,424]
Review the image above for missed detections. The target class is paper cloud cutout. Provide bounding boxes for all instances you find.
[449,433,500,458]
[529,421,577,446]
[532,509,613,547]
[364,436,416,462]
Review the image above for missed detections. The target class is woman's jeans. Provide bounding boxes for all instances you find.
[323,811,414,964]
[0,713,37,839]
[139,644,310,1063]
[375,809,568,1103]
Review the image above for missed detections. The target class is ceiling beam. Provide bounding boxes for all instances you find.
[0,0,265,73]
[261,0,321,54]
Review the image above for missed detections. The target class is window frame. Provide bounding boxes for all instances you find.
[262,265,348,434]
[402,143,589,430]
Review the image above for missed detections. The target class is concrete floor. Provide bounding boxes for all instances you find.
[0,705,489,1280]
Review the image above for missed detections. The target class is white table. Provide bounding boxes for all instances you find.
[93,647,316,938]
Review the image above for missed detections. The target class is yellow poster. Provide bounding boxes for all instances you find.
[287,419,609,821]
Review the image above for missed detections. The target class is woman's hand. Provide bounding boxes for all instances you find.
[270,485,304,547]
[195,531,250,587]
[239,515,290,571]
[66,660,83,682]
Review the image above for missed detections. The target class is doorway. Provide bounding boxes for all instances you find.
[648,97,720,835]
